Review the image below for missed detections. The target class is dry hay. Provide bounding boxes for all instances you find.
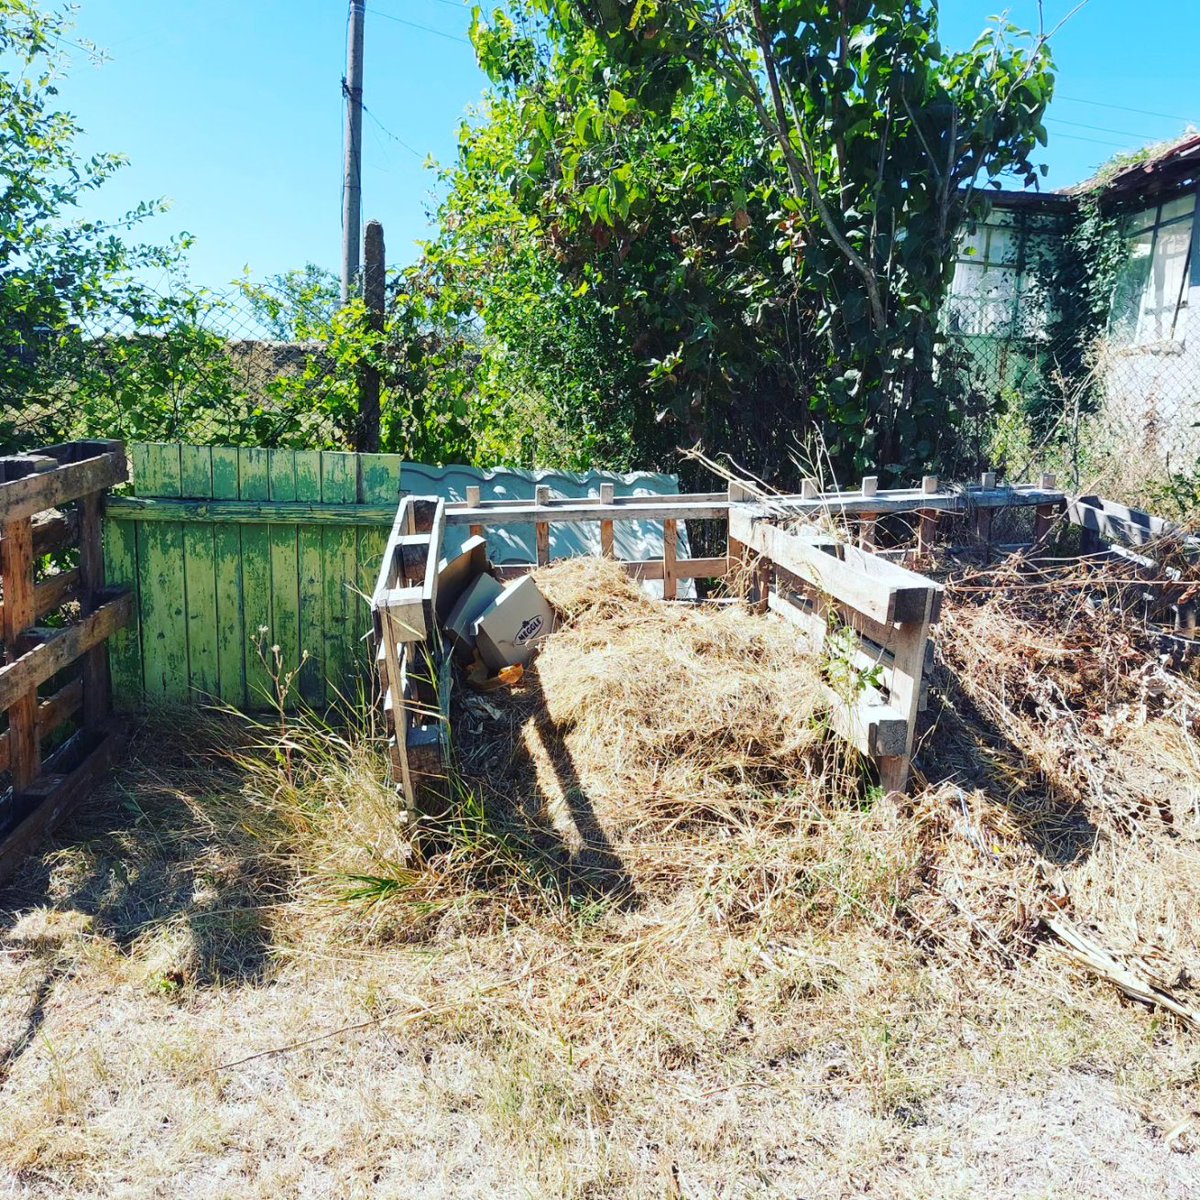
[929,553,1200,840]
[917,551,1200,1017]
[4,555,1200,1195]
[453,557,837,908]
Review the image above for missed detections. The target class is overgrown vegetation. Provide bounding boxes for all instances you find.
[421,0,1056,483]
[4,0,1064,484]
[2,553,1199,1195]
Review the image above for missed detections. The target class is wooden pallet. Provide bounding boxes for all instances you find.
[0,440,131,881]
[370,495,451,816]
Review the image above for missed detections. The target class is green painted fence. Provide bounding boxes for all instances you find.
[104,443,403,711]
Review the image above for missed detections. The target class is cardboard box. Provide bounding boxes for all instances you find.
[473,575,556,671]
[444,571,504,664]
[436,535,490,621]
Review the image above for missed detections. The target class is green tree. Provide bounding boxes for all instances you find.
[236,265,341,341]
[455,0,1056,481]
[0,0,196,447]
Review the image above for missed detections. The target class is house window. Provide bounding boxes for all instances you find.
[1109,192,1196,348]
[945,213,1049,339]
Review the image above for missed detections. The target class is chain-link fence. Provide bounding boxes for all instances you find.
[943,195,1200,508]
[1,280,351,453]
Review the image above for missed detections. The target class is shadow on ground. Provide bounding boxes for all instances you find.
[918,658,1098,867]
[453,661,641,913]
[0,711,275,1007]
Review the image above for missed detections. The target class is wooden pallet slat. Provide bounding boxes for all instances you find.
[0,593,135,715]
[295,450,327,707]
[1,439,130,880]
[238,447,274,707]
[268,449,302,705]
[321,451,361,705]
[180,444,220,702]
[0,444,126,524]
[370,495,448,816]
[2,513,39,790]
[211,446,247,706]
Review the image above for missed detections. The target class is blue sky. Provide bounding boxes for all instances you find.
[47,0,1200,290]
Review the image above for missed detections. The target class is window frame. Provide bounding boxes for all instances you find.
[1109,188,1198,349]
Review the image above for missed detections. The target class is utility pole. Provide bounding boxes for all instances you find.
[341,0,365,305]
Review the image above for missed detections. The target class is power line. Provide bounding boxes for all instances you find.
[1050,130,1142,149]
[365,8,471,44]
[363,104,425,161]
[1057,95,1193,125]
[1047,117,1158,142]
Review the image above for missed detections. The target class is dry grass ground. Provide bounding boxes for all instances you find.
[1,558,1199,1199]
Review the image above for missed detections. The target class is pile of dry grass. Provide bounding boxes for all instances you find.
[5,550,1200,1196]
[931,554,1200,838]
[921,552,1200,1015]
[452,558,842,908]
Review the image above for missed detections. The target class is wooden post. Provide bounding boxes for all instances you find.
[801,478,819,500]
[599,482,615,558]
[1033,471,1057,550]
[859,475,878,549]
[77,491,110,730]
[466,485,483,541]
[535,484,550,567]
[876,586,938,795]
[917,475,938,558]
[975,470,995,560]
[357,219,385,453]
[662,518,678,601]
[727,480,754,595]
[2,514,39,793]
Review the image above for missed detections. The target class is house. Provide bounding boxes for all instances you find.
[946,134,1200,464]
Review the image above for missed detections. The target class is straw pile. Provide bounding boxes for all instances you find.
[454,557,829,903]
[917,552,1200,1007]
[446,550,1200,1026]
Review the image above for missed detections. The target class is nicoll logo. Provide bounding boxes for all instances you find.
[515,616,545,645]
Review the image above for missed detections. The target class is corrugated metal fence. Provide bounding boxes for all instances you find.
[103,443,685,711]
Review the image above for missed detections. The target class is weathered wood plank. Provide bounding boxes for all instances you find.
[535,485,551,566]
[179,445,219,701]
[0,592,134,714]
[2,514,39,789]
[268,449,301,705]
[662,518,678,601]
[103,515,142,711]
[443,483,1067,528]
[238,447,274,707]
[493,556,729,583]
[76,489,111,728]
[321,452,360,704]
[1066,494,1200,556]
[0,567,80,630]
[466,484,483,541]
[134,444,188,702]
[104,496,399,525]
[0,447,126,524]
[211,447,247,706]
[729,507,939,626]
[32,508,79,556]
[823,687,910,759]
[0,727,124,886]
[599,482,615,558]
[357,457,400,656]
[37,677,83,740]
[294,450,326,706]
[917,474,938,557]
